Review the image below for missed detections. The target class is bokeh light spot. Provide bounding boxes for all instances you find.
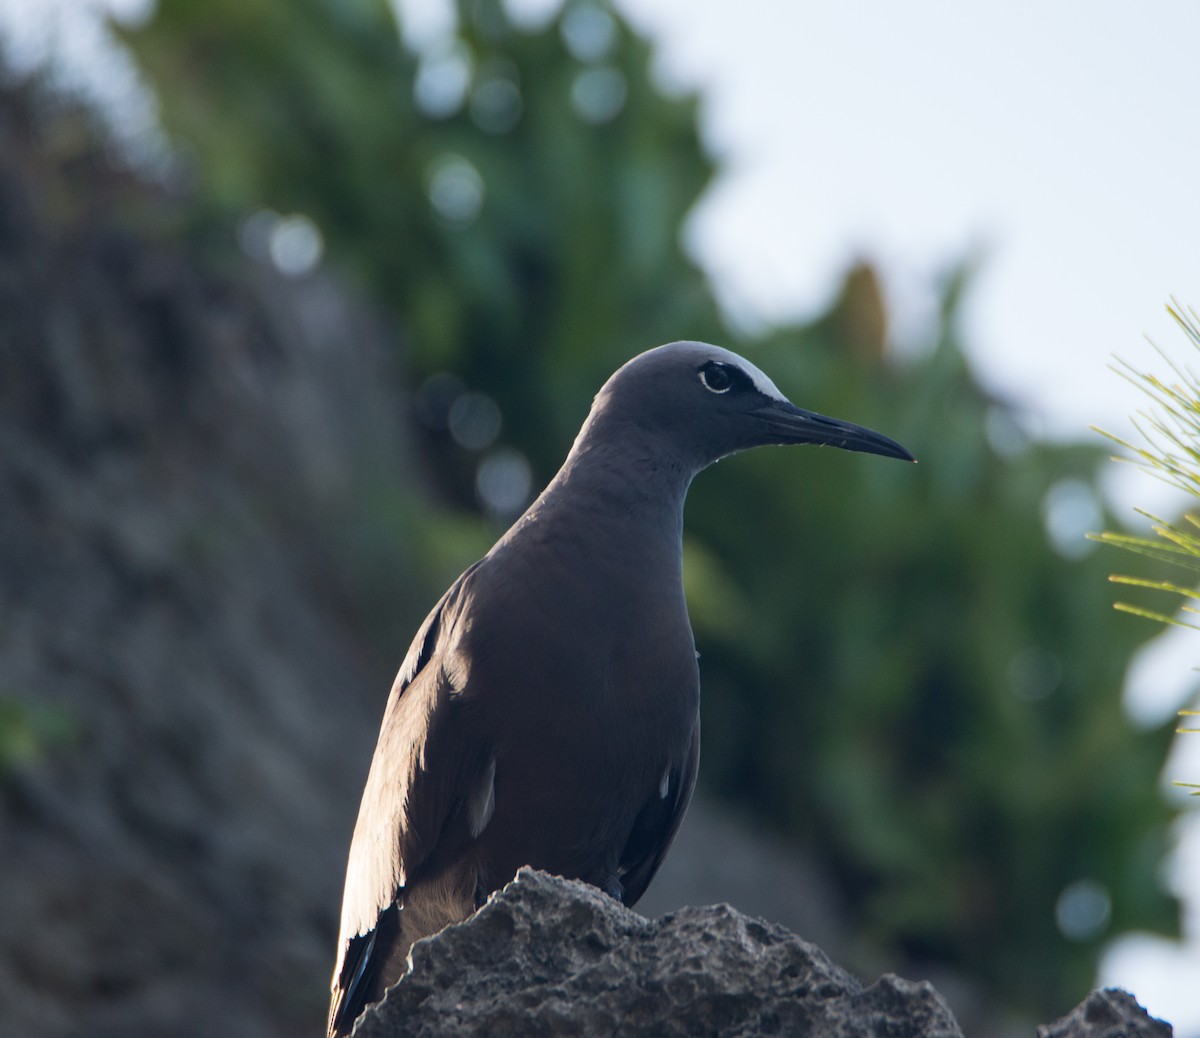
[268,213,323,278]
[449,391,502,451]
[428,154,484,224]
[1056,879,1112,941]
[238,208,279,264]
[415,41,471,118]
[570,66,626,124]
[1041,479,1102,558]
[1007,647,1062,701]
[470,65,522,134]
[477,448,533,517]
[560,4,616,63]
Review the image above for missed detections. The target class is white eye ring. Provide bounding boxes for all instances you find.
[699,363,732,393]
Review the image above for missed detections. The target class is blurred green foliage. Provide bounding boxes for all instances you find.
[119,0,1181,1017]
[122,0,721,507]
[0,696,78,779]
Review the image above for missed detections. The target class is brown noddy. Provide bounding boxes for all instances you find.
[328,341,913,1035]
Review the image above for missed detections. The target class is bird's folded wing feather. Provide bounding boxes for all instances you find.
[618,718,700,906]
[329,563,486,1029]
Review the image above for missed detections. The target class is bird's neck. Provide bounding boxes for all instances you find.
[561,434,692,515]
[499,431,694,571]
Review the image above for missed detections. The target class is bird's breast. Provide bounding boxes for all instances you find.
[455,563,698,886]
[465,559,698,735]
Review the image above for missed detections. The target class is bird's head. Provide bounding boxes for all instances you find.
[583,341,914,473]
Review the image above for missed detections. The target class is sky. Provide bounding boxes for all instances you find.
[3,0,1199,1030]
[620,0,1200,438]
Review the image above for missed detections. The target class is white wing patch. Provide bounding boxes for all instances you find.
[468,757,496,838]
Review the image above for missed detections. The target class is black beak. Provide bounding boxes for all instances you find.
[759,400,915,462]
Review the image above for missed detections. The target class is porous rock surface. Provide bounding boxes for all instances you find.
[1037,988,1173,1038]
[356,871,1173,1038]
[354,869,965,1038]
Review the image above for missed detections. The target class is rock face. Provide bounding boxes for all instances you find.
[355,869,965,1038]
[354,871,1173,1038]
[0,84,410,1037]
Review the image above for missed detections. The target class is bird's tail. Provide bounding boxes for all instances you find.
[327,904,398,1037]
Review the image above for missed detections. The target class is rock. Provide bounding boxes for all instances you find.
[354,872,1174,1038]
[353,869,965,1038]
[1037,989,1173,1038]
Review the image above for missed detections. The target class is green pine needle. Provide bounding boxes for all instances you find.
[1108,575,1200,600]
[1098,305,1200,798]
[1112,602,1200,630]
[1096,303,1200,600]
[1096,302,1200,499]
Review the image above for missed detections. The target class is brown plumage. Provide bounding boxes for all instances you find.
[328,342,913,1035]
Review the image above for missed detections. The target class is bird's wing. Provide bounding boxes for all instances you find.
[328,562,488,1036]
[617,716,700,907]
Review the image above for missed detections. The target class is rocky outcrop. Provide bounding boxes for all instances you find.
[353,871,1172,1038]
[355,869,963,1038]
[1038,989,1173,1038]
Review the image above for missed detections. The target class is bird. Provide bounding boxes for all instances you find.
[327,341,914,1036]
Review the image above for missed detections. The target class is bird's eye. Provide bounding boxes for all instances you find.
[698,362,733,393]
